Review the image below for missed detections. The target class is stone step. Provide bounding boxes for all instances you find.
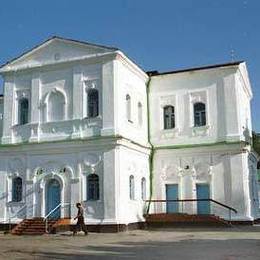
[11,218,67,235]
[145,213,230,227]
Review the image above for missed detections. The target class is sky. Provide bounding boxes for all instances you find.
[0,0,259,130]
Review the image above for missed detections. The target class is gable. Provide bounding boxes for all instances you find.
[0,37,118,73]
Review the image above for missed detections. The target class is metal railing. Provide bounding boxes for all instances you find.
[43,203,70,233]
[145,199,237,223]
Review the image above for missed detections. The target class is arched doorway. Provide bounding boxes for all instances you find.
[46,179,61,219]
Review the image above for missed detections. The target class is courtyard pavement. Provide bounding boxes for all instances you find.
[0,225,260,259]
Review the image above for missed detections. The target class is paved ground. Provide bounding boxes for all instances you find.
[0,226,260,259]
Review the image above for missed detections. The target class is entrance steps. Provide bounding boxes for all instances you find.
[11,218,57,235]
[144,213,231,227]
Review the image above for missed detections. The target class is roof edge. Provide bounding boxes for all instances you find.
[0,35,119,71]
[147,61,244,76]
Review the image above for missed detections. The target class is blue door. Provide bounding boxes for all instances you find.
[196,184,210,214]
[166,184,179,213]
[46,179,61,219]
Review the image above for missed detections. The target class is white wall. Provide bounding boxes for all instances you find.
[1,60,111,143]
[116,145,150,224]
[149,66,250,147]
[1,52,149,148]
[0,140,120,224]
[114,59,149,146]
[152,144,259,221]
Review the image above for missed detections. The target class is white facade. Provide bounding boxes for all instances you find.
[0,36,258,227]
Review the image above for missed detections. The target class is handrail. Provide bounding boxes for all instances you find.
[210,199,237,213]
[145,198,237,224]
[44,203,70,233]
[145,199,237,213]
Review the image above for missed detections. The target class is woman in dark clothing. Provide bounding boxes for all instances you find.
[73,203,88,235]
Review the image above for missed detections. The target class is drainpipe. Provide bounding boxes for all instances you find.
[146,76,154,214]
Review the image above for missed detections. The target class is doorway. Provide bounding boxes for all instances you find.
[46,179,61,219]
[166,184,179,213]
[196,184,210,214]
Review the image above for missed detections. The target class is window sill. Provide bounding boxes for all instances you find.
[13,123,30,127]
[191,125,210,136]
[193,124,209,129]
[83,115,102,120]
[162,127,179,132]
[12,123,32,128]
[160,128,179,139]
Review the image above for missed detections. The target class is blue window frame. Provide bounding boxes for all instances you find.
[126,94,132,122]
[88,89,99,118]
[12,177,22,202]
[129,175,135,200]
[19,98,29,125]
[163,106,175,129]
[87,174,99,200]
[194,102,206,127]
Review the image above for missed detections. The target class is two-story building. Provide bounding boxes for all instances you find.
[0,36,258,231]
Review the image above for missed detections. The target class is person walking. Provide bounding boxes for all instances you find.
[73,202,88,235]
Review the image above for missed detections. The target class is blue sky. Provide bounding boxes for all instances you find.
[0,0,259,130]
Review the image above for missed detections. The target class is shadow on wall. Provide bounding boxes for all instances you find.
[0,76,3,93]
[0,191,7,200]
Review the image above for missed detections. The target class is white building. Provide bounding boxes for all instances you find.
[0,36,258,231]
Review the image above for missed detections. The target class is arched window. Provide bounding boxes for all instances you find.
[129,175,135,200]
[126,94,131,122]
[141,177,146,200]
[87,89,99,118]
[12,177,22,202]
[194,102,206,127]
[48,91,65,121]
[138,102,143,126]
[87,174,99,200]
[163,106,175,129]
[18,98,29,125]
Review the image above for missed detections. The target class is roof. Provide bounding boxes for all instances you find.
[146,61,244,76]
[0,35,119,70]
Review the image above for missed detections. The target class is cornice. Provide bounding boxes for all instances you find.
[0,52,117,75]
[115,51,149,82]
[237,64,253,99]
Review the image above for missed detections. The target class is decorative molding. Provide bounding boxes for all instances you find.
[191,125,210,137]
[161,164,182,181]
[44,87,68,105]
[15,89,31,100]
[82,153,102,174]
[84,79,98,90]
[31,161,76,181]
[194,162,212,181]
[189,90,207,104]
[160,128,180,139]
[159,95,176,108]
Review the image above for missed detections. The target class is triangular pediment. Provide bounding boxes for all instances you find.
[0,36,118,72]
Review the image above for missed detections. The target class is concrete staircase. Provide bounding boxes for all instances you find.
[11,218,57,235]
[145,213,231,227]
